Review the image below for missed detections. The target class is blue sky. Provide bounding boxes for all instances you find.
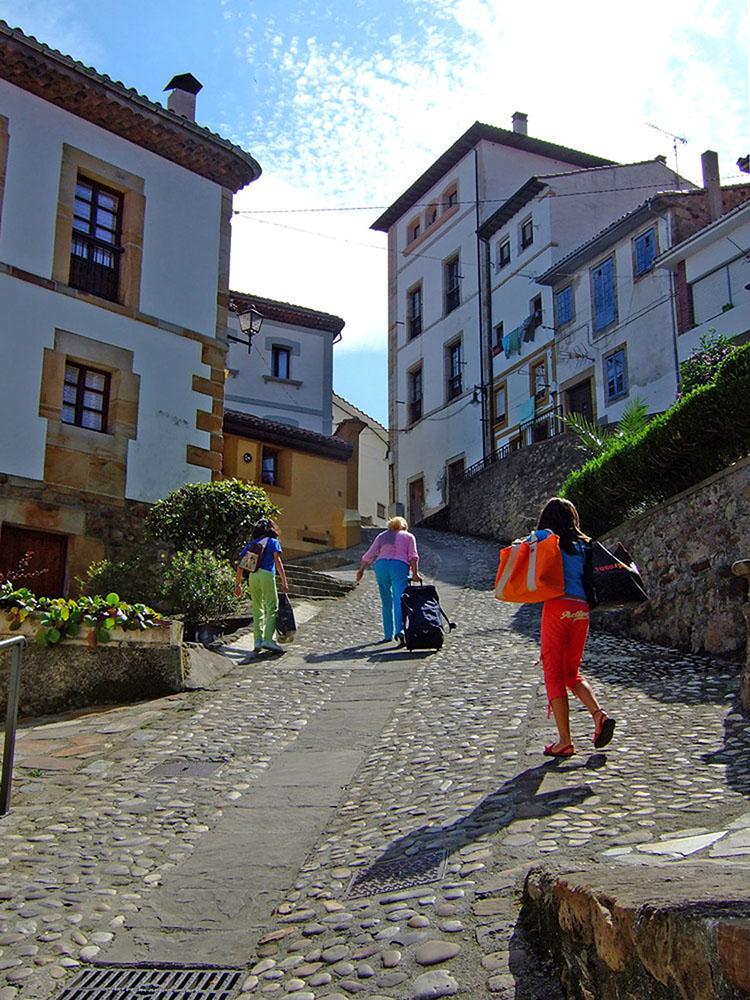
[2,0,748,425]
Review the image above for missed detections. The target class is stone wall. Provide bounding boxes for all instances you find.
[599,457,750,657]
[447,434,584,543]
[0,637,184,718]
[522,864,750,1000]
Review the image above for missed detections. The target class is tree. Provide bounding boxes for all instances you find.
[145,479,278,561]
[679,333,736,396]
[564,397,649,458]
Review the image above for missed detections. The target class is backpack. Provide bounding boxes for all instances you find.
[494,530,565,603]
[401,584,455,651]
[238,538,268,574]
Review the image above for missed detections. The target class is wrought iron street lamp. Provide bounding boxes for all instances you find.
[228,305,264,353]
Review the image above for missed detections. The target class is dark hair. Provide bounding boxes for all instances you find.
[537,497,589,554]
[251,518,278,540]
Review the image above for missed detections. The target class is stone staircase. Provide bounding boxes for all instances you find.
[284,564,355,601]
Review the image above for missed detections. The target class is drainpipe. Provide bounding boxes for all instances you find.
[474,147,488,460]
[666,210,681,394]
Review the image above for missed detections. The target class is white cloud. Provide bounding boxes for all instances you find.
[227,0,748,355]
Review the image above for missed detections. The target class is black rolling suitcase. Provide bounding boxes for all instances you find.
[401,583,455,651]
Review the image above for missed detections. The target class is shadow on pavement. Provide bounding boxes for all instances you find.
[302,644,435,665]
[369,762,594,867]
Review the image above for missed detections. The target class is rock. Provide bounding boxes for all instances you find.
[381,949,401,967]
[414,940,461,966]
[322,945,350,963]
[411,970,459,998]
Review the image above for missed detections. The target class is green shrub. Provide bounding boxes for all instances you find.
[79,547,165,608]
[679,333,737,395]
[81,548,240,624]
[160,550,239,624]
[562,342,750,535]
[145,479,278,561]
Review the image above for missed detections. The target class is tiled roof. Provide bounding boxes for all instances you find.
[224,410,354,461]
[370,121,615,232]
[332,393,388,436]
[477,160,681,240]
[229,291,345,336]
[535,191,700,285]
[0,20,261,192]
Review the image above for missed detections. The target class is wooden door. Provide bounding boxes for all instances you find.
[0,525,68,596]
[408,478,425,526]
[567,379,593,421]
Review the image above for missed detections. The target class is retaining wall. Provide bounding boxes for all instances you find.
[598,457,750,657]
[447,434,584,542]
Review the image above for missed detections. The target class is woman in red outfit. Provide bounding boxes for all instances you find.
[535,497,616,758]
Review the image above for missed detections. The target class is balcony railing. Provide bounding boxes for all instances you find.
[69,233,123,302]
[445,285,460,313]
[457,411,562,483]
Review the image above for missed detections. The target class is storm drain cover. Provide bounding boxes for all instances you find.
[53,966,242,999]
[148,758,225,778]
[347,849,447,898]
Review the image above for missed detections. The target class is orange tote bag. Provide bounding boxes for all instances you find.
[494,531,565,603]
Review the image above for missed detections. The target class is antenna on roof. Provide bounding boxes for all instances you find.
[646,123,688,188]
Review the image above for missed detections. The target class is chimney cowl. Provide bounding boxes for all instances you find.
[512,111,528,136]
[164,73,203,122]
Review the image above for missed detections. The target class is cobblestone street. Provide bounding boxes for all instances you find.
[0,530,748,1000]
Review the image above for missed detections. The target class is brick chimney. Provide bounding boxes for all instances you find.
[512,111,528,135]
[701,149,722,222]
[164,73,203,122]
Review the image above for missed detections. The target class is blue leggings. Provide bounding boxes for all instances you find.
[374,559,410,639]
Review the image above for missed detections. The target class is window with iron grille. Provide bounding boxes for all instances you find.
[605,347,627,401]
[62,362,110,433]
[555,285,574,327]
[261,447,280,486]
[633,227,657,276]
[497,239,511,269]
[377,502,386,519]
[408,367,423,424]
[446,341,463,400]
[520,217,534,250]
[444,254,460,314]
[70,176,123,301]
[408,284,423,339]
[272,346,291,379]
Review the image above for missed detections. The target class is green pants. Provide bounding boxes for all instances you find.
[248,569,278,642]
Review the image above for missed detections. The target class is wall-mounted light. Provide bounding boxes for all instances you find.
[243,452,253,464]
[228,305,264,354]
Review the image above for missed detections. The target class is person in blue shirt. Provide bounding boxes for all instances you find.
[534,497,615,758]
[235,518,288,655]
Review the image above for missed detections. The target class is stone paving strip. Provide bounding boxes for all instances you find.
[0,529,747,1000]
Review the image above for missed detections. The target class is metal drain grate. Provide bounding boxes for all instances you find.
[148,759,225,778]
[347,849,447,898]
[54,966,242,999]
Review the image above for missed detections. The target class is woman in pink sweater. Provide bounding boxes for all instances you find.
[356,516,421,644]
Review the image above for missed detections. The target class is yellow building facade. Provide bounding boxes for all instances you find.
[223,410,364,559]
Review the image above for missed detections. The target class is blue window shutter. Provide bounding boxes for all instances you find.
[635,229,656,274]
[593,258,616,331]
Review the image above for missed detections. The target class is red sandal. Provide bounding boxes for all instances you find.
[543,742,575,758]
[593,709,616,749]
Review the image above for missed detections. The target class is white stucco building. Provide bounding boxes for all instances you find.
[226,292,344,435]
[333,394,389,527]
[479,160,688,446]
[0,21,260,593]
[536,162,750,424]
[657,199,750,363]
[372,115,623,523]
